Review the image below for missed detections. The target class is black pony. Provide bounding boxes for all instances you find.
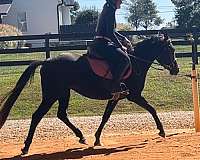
[0,35,179,155]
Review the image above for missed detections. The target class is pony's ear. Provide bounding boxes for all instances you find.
[160,30,169,41]
[157,32,164,41]
[164,33,169,41]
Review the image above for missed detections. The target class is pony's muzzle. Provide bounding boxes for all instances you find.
[169,61,179,75]
[163,60,179,75]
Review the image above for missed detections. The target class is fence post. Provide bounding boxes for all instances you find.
[45,33,50,59]
[191,27,200,132]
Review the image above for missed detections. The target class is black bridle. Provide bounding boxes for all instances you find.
[128,54,165,71]
[127,39,177,71]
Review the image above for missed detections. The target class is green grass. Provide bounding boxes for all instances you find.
[0,50,197,120]
[175,45,191,52]
[0,50,85,62]
[175,45,200,53]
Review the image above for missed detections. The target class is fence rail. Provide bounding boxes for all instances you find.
[0,28,199,66]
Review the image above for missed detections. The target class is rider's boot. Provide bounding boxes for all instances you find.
[111,63,130,100]
[111,82,129,100]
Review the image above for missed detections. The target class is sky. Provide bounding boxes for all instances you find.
[77,0,175,28]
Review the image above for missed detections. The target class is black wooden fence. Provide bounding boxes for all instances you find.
[0,28,200,66]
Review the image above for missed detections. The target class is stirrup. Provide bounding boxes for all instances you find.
[111,92,121,101]
[120,83,129,94]
[111,90,129,101]
[111,83,129,100]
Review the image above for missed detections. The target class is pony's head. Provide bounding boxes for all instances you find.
[130,34,179,75]
[154,34,179,75]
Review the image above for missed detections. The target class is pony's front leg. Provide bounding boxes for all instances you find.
[94,100,118,146]
[127,95,165,137]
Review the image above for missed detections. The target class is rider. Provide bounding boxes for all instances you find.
[93,0,131,99]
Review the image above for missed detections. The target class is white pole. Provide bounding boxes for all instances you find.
[61,5,71,25]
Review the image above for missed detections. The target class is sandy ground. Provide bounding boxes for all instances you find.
[1,131,200,160]
[1,112,200,160]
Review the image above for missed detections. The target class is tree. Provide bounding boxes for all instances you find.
[127,0,163,30]
[74,8,99,25]
[140,0,163,30]
[70,1,80,24]
[171,0,200,28]
[127,1,142,30]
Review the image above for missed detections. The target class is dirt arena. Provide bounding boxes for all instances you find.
[1,112,200,160]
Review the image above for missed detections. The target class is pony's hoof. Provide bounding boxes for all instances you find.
[94,140,102,146]
[79,138,87,145]
[159,131,166,138]
[21,148,28,155]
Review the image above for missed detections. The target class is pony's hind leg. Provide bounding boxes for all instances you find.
[21,97,56,155]
[57,90,86,144]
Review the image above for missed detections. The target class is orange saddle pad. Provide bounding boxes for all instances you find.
[86,56,132,80]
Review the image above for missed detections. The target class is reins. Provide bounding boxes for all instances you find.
[128,54,165,71]
[128,54,196,79]
[176,73,200,79]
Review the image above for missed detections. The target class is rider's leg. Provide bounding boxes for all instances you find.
[92,41,130,95]
[108,47,130,94]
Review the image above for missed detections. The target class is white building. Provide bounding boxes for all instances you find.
[1,0,74,35]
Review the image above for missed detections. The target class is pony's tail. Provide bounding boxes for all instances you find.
[0,60,44,129]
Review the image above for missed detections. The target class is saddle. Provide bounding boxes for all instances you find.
[86,50,132,80]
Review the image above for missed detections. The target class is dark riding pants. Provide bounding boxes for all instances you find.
[90,39,130,82]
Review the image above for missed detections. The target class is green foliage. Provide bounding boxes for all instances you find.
[74,8,99,25]
[171,0,200,28]
[127,0,163,30]
[127,1,142,30]
[73,1,80,11]
[70,1,80,24]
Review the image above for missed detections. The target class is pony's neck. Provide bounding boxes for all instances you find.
[129,38,163,77]
[131,49,156,74]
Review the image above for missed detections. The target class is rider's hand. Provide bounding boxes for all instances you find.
[124,37,131,44]
[123,37,132,50]
[121,45,127,52]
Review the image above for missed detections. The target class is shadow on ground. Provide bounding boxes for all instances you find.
[1,142,148,160]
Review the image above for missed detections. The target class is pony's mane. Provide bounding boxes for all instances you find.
[130,36,167,59]
[133,36,162,52]
[135,36,160,46]
[133,37,152,52]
